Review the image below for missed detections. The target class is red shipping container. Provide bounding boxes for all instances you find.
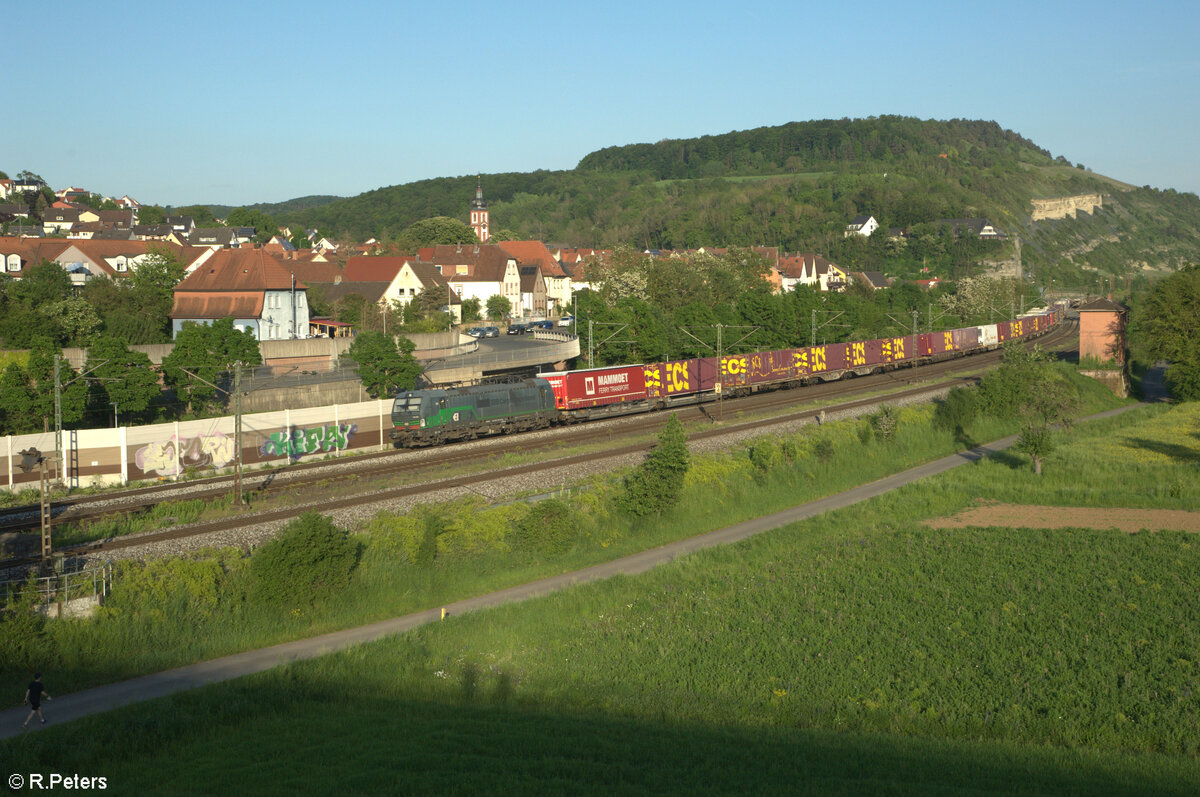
[996,320,1013,342]
[538,366,647,410]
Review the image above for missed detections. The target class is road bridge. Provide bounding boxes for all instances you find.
[420,330,580,385]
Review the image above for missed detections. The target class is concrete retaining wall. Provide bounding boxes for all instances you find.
[3,399,397,492]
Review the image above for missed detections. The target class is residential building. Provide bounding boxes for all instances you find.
[853,271,891,290]
[42,207,80,234]
[776,253,848,292]
[844,215,879,237]
[419,243,524,315]
[171,249,309,340]
[497,240,572,315]
[935,218,1007,239]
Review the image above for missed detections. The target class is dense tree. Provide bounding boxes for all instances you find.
[137,205,167,225]
[485,295,511,321]
[1132,264,1200,400]
[225,207,279,243]
[161,319,262,416]
[342,331,422,398]
[85,335,161,423]
[0,261,73,346]
[0,363,33,435]
[0,338,88,433]
[979,345,1078,475]
[618,414,690,517]
[460,297,482,322]
[393,216,478,250]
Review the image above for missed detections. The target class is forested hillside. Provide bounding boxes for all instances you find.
[273,116,1200,289]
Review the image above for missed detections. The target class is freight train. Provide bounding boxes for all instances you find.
[390,309,1061,446]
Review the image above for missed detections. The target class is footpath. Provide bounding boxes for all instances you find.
[0,401,1154,741]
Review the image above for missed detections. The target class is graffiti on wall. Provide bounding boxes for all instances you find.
[260,423,357,460]
[135,433,236,477]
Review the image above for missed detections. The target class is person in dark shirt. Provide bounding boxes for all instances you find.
[22,673,51,728]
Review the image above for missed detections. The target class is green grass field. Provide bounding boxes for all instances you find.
[4,399,1198,793]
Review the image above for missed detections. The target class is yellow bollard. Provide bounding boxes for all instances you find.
[440,607,448,620]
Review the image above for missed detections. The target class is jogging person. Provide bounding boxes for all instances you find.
[22,673,51,728]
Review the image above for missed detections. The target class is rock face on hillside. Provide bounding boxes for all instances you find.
[1031,194,1103,221]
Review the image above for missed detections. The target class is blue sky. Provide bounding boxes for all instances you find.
[7,0,1198,207]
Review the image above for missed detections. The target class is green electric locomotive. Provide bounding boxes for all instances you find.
[390,378,557,446]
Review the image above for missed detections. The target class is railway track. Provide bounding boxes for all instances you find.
[0,322,1075,558]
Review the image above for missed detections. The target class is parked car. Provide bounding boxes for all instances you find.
[483,326,500,337]
[531,320,554,330]
[558,315,575,327]
[506,323,527,335]
[466,327,486,338]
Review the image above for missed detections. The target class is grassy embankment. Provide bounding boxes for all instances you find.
[3,388,1199,793]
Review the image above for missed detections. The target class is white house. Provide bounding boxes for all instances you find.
[844,215,879,237]
[171,249,309,340]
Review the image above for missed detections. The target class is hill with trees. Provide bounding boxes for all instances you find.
[268,116,1200,292]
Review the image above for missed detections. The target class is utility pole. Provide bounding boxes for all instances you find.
[234,362,243,504]
[54,357,110,489]
[53,359,62,484]
[588,320,594,369]
[715,323,724,420]
[678,323,757,422]
[180,365,245,503]
[17,448,51,564]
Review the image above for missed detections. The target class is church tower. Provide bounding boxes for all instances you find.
[469,177,489,242]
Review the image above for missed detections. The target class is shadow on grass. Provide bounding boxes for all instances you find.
[3,682,1195,796]
[980,447,1028,470]
[1125,437,1200,464]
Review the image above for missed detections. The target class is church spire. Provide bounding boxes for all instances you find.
[469,176,489,242]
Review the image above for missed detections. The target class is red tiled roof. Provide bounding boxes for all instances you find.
[498,240,566,278]
[284,259,344,284]
[0,237,72,274]
[418,244,512,281]
[171,292,265,319]
[175,248,304,291]
[344,256,409,282]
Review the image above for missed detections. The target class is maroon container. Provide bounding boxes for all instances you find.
[643,359,713,398]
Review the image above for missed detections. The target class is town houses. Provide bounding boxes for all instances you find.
[0,180,944,344]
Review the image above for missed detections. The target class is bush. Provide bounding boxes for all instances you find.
[103,556,233,622]
[0,577,51,671]
[510,499,577,556]
[748,440,780,483]
[933,386,978,433]
[857,421,874,446]
[619,415,690,517]
[1166,362,1200,401]
[870,405,899,442]
[812,437,835,463]
[250,513,359,610]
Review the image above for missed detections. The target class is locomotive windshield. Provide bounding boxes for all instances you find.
[393,394,424,426]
